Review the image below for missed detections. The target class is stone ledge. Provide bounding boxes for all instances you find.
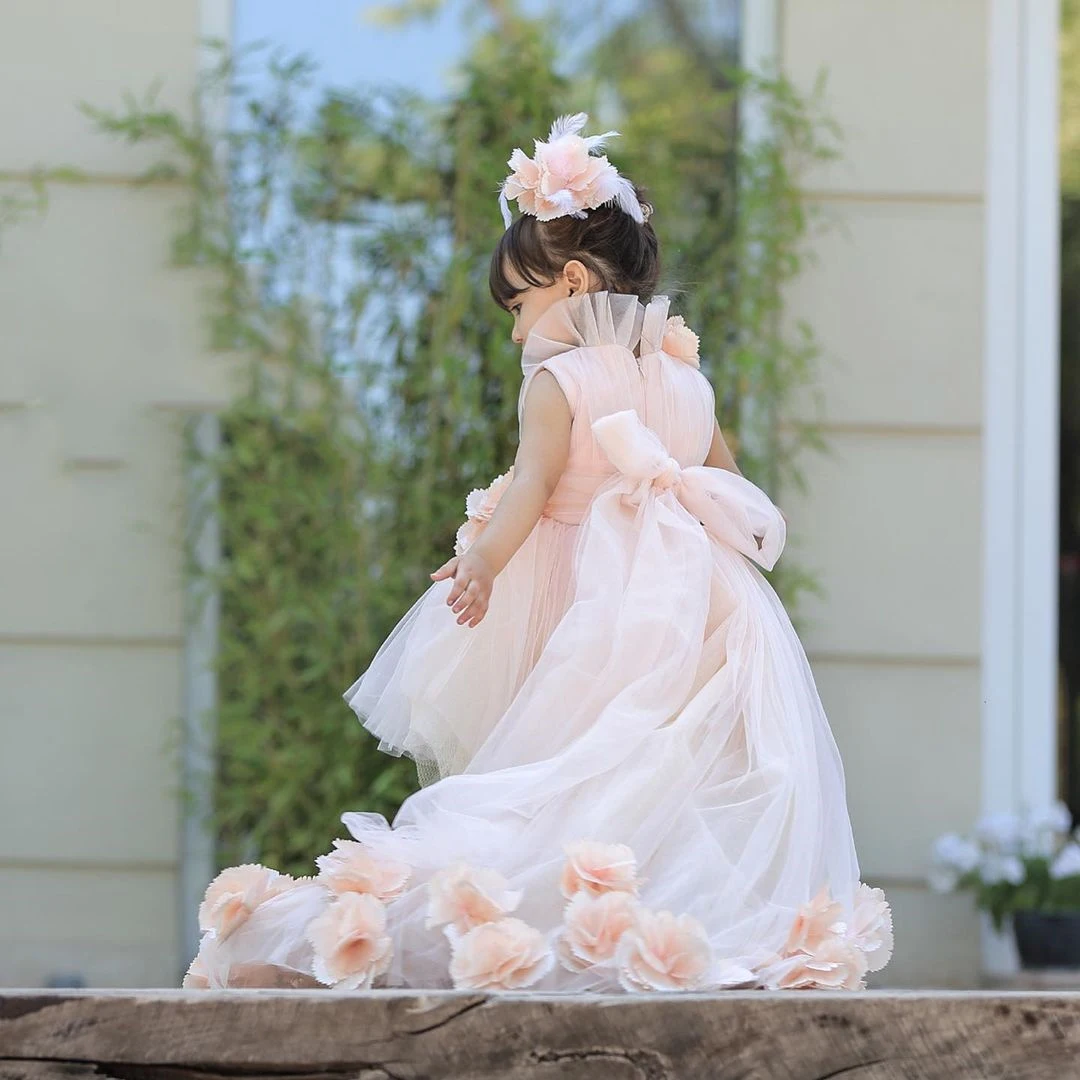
[2,989,1080,1079]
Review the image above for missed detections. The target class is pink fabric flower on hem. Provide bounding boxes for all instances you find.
[559,840,641,900]
[661,316,700,367]
[306,892,393,990]
[315,839,411,903]
[850,883,894,973]
[775,882,893,989]
[182,935,220,989]
[784,886,847,955]
[454,467,514,556]
[776,935,869,991]
[198,864,295,941]
[426,861,523,935]
[557,890,641,972]
[615,908,713,992]
[447,916,554,990]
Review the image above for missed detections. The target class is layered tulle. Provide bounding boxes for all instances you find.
[343,512,581,784]
[186,291,892,992]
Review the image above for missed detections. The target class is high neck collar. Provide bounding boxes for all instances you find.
[520,290,672,374]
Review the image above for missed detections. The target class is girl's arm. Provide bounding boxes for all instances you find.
[470,370,571,575]
[431,370,570,627]
[705,417,742,475]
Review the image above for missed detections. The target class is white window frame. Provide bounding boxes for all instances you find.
[981,0,1062,975]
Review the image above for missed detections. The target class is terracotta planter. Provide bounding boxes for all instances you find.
[1013,911,1080,969]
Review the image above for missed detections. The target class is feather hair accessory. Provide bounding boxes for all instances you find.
[498,112,645,228]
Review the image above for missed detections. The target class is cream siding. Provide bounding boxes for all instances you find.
[0,0,231,987]
[779,0,988,986]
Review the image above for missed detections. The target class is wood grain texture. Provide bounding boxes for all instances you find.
[3,989,1080,1080]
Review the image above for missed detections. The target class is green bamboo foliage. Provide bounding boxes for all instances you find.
[85,14,836,873]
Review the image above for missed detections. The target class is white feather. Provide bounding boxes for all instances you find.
[547,112,588,141]
[582,129,620,153]
[610,175,645,223]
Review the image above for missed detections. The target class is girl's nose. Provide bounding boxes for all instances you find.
[511,328,523,345]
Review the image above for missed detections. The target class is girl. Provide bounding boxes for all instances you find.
[187,113,892,994]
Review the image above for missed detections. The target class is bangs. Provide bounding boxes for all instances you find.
[488,217,560,308]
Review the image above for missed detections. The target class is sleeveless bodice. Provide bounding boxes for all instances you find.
[517,291,716,524]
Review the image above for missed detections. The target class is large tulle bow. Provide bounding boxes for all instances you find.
[591,409,786,571]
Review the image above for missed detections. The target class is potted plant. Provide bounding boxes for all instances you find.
[929,801,1080,969]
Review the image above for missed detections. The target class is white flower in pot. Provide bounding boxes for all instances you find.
[929,801,1080,970]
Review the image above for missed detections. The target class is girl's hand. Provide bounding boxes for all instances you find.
[430,551,495,628]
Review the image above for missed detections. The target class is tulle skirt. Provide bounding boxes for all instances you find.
[187,411,892,993]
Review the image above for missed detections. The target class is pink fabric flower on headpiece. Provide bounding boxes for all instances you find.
[499,113,645,228]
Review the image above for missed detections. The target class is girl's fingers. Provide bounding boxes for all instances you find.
[431,557,458,582]
[459,597,487,626]
[452,580,481,614]
[447,568,472,606]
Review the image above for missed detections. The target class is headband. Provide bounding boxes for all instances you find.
[498,112,646,228]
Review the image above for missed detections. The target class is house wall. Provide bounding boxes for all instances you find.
[778,0,988,986]
[0,0,232,987]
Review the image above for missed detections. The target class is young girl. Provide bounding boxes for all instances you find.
[187,113,893,994]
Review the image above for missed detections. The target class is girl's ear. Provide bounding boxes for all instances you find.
[562,259,590,295]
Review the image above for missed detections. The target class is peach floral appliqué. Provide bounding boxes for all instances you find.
[315,839,411,903]
[615,907,712,992]
[425,861,523,935]
[559,840,641,899]
[198,864,296,942]
[777,883,895,990]
[447,916,554,990]
[306,892,393,990]
[557,890,641,972]
[661,315,700,367]
[455,467,515,555]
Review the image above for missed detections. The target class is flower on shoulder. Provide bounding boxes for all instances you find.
[447,916,554,990]
[661,315,700,367]
[559,840,641,900]
[306,892,393,990]
[425,861,522,935]
[315,839,411,903]
[615,907,713,992]
[455,467,515,555]
[198,864,296,941]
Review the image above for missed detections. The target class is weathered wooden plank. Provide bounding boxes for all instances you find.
[2,990,1080,1080]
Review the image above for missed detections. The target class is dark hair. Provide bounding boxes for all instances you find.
[489,185,660,309]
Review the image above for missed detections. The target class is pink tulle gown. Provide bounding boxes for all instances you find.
[186,291,893,994]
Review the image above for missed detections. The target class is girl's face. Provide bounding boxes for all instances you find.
[499,260,595,346]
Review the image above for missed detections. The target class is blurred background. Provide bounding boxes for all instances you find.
[0,0,1074,990]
